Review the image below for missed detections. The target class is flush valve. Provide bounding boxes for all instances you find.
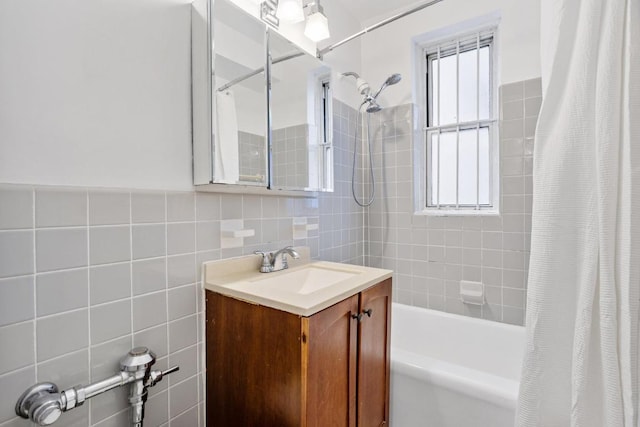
[15,347,178,426]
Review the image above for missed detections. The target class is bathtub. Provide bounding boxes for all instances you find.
[390,303,525,427]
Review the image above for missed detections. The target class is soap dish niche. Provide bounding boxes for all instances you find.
[221,219,255,249]
[293,218,319,240]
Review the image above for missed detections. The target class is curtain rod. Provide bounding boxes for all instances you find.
[217,51,305,92]
[317,0,444,58]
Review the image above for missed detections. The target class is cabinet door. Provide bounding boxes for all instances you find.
[305,295,360,427]
[357,279,392,427]
[206,291,303,427]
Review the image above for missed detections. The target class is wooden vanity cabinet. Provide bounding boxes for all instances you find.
[205,278,392,427]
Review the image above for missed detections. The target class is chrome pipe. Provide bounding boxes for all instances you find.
[317,0,444,57]
[15,347,178,427]
[83,372,134,400]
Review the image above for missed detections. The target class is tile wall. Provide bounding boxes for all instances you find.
[237,131,266,183]
[0,100,364,427]
[0,80,540,427]
[272,124,310,189]
[364,78,542,325]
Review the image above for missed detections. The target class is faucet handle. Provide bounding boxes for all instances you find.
[146,366,179,388]
[254,251,272,273]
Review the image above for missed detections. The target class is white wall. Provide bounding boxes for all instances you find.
[360,0,541,107]
[0,0,362,190]
[0,0,193,190]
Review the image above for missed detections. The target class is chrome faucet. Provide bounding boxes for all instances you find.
[254,246,300,273]
[15,347,178,426]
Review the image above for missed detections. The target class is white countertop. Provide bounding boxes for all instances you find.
[203,248,392,316]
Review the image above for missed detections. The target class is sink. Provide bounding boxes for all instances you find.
[204,250,392,316]
[249,266,358,295]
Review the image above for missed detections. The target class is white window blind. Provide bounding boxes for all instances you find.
[425,31,496,210]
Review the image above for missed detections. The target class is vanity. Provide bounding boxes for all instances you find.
[203,248,392,426]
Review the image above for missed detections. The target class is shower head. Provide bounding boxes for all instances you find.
[373,73,402,99]
[385,73,402,86]
[365,100,382,113]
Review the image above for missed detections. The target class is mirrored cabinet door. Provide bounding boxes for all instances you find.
[269,30,333,192]
[192,1,333,193]
[193,0,268,187]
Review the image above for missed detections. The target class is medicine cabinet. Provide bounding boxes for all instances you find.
[191,0,333,194]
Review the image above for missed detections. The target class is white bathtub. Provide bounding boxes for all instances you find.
[390,303,525,427]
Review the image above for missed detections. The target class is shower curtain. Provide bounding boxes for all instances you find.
[515,0,640,426]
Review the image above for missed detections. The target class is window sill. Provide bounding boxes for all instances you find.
[414,208,500,217]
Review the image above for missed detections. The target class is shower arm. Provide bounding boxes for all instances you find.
[317,0,444,58]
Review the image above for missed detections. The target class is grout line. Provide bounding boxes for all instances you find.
[31,187,38,382]
[164,191,172,423]
[85,190,93,425]
[129,191,135,353]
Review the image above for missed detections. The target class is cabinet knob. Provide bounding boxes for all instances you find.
[351,313,363,322]
[363,308,373,318]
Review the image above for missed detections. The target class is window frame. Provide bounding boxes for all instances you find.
[412,15,501,216]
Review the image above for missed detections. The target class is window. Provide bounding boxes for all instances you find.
[320,80,333,190]
[420,26,498,213]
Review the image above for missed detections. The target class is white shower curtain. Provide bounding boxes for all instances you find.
[516,0,640,426]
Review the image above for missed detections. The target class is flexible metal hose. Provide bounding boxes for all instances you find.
[352,102,376,207]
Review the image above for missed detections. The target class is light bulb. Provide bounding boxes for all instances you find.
[304,11,330,42]
[278,0,305,23]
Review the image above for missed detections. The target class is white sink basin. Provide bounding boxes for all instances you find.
[248,266,358,295]
[203,251,393,316]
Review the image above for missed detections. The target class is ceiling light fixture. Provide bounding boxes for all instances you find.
[261,0,330,43]
[303,1,330,42]
[260,0,280,28]
[277,0,305,23]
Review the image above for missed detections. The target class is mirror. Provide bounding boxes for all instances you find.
[191,0,333,193]
[269,30,333,191]
[212,0,267,185]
